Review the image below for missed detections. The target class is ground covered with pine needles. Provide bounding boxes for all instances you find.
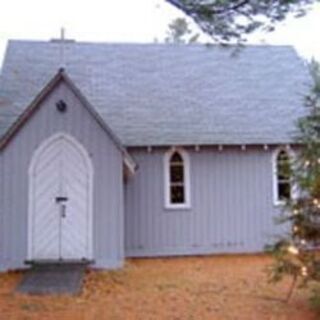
[0,255,316,319]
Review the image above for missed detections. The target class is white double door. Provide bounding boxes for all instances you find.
[30,135,92,261]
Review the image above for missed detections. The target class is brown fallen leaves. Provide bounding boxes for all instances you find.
[0,255,316,320]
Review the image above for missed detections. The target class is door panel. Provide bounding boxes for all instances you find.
[30,134,92,261]
[60,139,88,259]
[32,145,61,259]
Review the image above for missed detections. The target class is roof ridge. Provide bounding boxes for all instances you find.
[7,39,295,49]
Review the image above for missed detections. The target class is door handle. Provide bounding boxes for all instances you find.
[56,196,68,203]
[61,204,66,218]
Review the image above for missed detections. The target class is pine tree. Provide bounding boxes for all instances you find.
[269,60,320,302]
[165,17,199,44]
[166,0,315,43]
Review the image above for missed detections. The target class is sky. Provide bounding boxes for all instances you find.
[0,0,319,64]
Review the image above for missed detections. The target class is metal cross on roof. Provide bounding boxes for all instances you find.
[59,27,66,68]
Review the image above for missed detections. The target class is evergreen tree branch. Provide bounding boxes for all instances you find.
[165,0,316,42]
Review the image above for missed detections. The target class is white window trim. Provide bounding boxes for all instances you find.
[272,146,297,206]
[164,147,191,209]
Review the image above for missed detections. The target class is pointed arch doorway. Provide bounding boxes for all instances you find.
[28,133,93,261]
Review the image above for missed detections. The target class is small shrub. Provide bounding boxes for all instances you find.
[309,286,320,314]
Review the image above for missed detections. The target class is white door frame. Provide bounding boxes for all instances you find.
[28,132,94,260]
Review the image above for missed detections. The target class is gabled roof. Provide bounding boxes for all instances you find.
[0,67,137,173]
[0,40,312,146]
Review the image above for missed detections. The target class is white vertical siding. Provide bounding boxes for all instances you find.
[0,81,124,271]
[125,146,282,257]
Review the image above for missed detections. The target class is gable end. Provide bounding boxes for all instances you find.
[0,68,137,173]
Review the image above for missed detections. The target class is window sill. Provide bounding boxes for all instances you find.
[273,200,286,207]
[165,203,191,210]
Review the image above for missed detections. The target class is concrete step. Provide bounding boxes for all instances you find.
[17,263,88,295]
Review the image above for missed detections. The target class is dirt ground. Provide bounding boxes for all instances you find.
[0,255,317,320]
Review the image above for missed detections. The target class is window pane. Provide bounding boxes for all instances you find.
[170,185,185,204]
[277,162,291,180]
[277,151,290,177]
[170,152,183,163]
[277,150,289,161]
[170,165,184,183]
[278,182,291,201]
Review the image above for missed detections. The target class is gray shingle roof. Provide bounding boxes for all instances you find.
[0,40,312,146]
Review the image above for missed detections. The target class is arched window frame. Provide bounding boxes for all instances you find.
[272,146,296,206]
[164,147,191,209]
